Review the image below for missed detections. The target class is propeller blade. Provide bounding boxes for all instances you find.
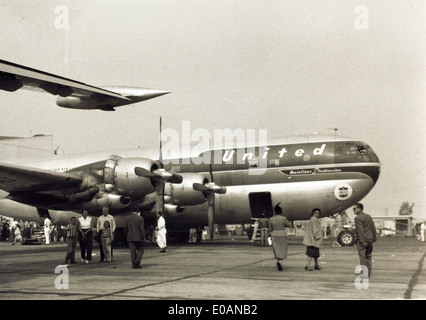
[161,182,165,215]
[169,173,183,184]
[207,194,215,240]
[193,183,208,192]
[154,182,165,215]
[215,186,227,194]
[159,116,164,169]
[209,163,214,183]
[158,117,165,216]
[209,137,214,182]
[135,167,182,184]
[134,167,157,178]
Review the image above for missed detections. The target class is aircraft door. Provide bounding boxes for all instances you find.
[248,192,273,218]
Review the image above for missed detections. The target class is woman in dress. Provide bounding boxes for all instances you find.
[268,203,292,271]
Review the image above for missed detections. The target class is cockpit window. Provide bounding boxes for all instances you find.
[357,145,366,154]
[334,142,379,163]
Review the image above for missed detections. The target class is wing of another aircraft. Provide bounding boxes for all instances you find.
[0,59,170,111]
[0,162,82,193]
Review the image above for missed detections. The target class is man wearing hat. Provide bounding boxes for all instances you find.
[124,206,145,269]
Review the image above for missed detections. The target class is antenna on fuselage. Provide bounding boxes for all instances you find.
[326,128,339,139]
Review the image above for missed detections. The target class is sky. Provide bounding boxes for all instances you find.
[0,0,425,218]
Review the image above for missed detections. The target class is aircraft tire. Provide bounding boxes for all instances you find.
[337,230,355,246]
[166,229,190,244]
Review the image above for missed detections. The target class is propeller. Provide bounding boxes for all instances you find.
[192,151,226,240]
[134,117,182,215]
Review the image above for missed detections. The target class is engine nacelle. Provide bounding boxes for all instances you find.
[167,173,208,206]
[56,96,108,110]
[82,193,132,210]
[104,156,157,198]
[164,204,185,217]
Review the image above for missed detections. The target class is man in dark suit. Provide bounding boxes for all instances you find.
[353,203,377,277]
[124,206,145,269]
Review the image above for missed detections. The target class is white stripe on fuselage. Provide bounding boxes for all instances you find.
[5,135,361,173]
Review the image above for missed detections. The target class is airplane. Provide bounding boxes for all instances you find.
[0,60,381,244]
[0,59,170,111]
[0,133,381,243]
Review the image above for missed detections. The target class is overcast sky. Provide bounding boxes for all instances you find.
[0,0,424,218]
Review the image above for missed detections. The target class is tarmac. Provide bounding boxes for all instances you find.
[0,235,425,300]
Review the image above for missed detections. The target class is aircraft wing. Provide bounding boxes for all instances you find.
[0,59,130,100]
[0,59,170,110]
[0,162,82,193]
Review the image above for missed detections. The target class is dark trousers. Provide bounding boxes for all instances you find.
[65,237,77,263]
[79,230,93,261]
[357,241,374,276]
[129,241,144,267]
[1,229,8,241]
[98,230,113,261]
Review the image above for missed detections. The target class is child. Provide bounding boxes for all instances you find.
[64,217,78,264]
[12,225,22,245]
[101,221,114,262]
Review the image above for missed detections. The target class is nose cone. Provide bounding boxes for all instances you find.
[127,88,171,102]
[103,86,171,104]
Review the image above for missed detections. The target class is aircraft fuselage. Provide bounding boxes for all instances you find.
[0,136,380,230]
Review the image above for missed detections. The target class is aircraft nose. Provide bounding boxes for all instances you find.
[119,87,170,102]
[372,163,381,185]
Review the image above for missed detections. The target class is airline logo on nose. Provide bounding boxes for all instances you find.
[334,184,353,201]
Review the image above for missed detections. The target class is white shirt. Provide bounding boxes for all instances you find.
[96,214,116,233]
[44,218,52,228]
[157,216,166,230]
[79,216,92,229]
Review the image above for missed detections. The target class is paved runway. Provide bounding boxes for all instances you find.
[0,236,424,300]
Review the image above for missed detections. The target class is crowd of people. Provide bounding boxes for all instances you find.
[0,216,87,246]
[0,217,52,244]
[2,202,379,277]
[60,206,167,269]
[1,206,168,270]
